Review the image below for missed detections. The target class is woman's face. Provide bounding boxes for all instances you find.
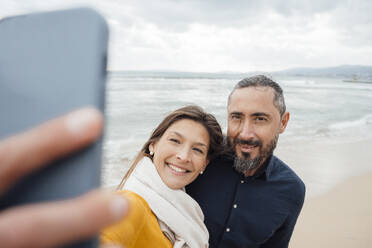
[149,119,210,189]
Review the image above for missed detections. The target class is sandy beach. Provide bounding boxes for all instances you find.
[290,172,372,247]
[275,138,372,248]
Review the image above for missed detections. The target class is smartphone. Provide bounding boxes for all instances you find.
[0,7,108,247]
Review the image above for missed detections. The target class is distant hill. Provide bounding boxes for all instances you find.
[108,70,256,79]
[109,65,372,79]
[272,65,372,79]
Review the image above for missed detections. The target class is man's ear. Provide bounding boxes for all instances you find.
[279,112,290,134]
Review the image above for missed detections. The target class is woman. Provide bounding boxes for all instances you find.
[101,105,224,248]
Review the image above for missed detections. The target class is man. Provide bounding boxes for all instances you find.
[187,75,305,248]
[0,108,128,248]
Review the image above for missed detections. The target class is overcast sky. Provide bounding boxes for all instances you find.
[1,0,371,72]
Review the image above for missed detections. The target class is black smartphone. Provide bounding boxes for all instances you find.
[0,7,108,247]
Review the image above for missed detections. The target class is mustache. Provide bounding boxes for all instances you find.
[234,138,262,147]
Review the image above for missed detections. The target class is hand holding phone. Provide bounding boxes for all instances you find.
[0,7,117,248]
[0,108,129,248]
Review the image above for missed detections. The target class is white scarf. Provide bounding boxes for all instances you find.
[124,157,209,248]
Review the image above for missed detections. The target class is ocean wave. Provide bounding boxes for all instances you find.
[103,137,143,164]
[329,114,372,130]
[295,114,372,143]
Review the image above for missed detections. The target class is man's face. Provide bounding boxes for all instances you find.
[227,86,289,174]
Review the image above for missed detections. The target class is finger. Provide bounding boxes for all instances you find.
[0,190,129,248]
[0,107,103,193]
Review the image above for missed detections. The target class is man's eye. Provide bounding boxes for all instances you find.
[231,115,241,120]
[255,117,267,122]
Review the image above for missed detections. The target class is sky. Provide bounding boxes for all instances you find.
[1,0,372,72]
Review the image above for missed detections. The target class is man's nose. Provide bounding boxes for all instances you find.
[239,121,255,140]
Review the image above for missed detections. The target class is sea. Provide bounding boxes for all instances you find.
[101,71,372,195]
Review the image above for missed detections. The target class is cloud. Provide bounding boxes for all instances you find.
[117,0,346,30]
[1,0,372,71]
[328,0,372,48]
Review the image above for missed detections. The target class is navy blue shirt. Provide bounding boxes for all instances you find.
[186,154,305,248]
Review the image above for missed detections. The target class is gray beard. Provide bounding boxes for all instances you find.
[232,133,279,175]
[233,152,262,174]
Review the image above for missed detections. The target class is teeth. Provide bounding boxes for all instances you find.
[242,145,256,149]
[167,163,187,173]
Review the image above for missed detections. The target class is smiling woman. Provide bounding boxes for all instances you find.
[150,119,211,189]
[100,105,224,248]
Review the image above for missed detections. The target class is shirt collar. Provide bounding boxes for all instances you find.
[252,155,274,180]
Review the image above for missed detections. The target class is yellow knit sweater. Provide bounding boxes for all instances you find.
[100,190,172,248]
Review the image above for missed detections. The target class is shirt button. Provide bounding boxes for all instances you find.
[241,180,244,184]
[233,204,237,208]
[226,228,230,232]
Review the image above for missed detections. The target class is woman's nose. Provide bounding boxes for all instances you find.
[176,146,191,163]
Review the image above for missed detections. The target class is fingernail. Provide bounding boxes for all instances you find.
[65,108,100,135]
[109,195,128,221]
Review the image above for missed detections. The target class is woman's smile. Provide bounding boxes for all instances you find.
[165,162,190,174]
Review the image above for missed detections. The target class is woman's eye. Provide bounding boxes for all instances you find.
[193,148,204,154]
[169,138,180,144]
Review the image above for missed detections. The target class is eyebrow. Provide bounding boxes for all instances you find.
[230,111,243,116]
[251,112,270,118]
[230,111,271,119]
[169,131,208,147]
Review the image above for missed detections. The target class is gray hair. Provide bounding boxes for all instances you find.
[228,75,286,116]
